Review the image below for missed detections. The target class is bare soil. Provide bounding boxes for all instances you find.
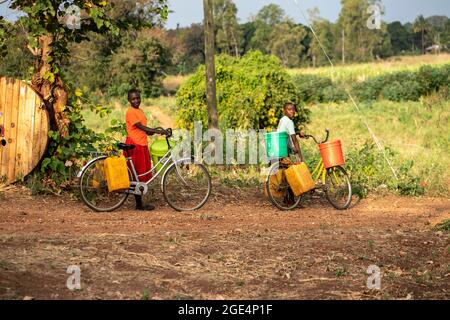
[0,184,448,300]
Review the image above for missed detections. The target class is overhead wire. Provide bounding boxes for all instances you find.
[291,0,398,180]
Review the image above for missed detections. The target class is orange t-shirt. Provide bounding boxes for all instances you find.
[126,107,148,146]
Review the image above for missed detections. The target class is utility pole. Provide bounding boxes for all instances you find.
[203,0,219,130]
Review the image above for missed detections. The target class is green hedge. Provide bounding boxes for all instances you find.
[352,64,450,101]
[292,64,450,104]
[291,74,347,104]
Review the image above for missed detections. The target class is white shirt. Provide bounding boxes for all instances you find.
[277,116,295,135]
[277,116,296,148]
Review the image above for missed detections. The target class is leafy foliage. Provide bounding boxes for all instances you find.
[176,51,309,130]
[292,74,347,104]
[352,64,450,101]
[344,142,425,198]
[39,91,113,186]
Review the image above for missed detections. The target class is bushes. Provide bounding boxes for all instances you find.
[380,80,422,101]
[344,142,425,198]
[352,64,450,101]
[291,74,347,104]
[176,51,309,130]
[290,63,450,104]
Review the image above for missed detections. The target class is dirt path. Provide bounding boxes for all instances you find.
[0,186,448,300]
[147,105,175,128]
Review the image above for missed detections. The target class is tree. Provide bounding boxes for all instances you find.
[413,15,429,54]
[387,21,410,55]
[268,22,307,68]
[178,23,206,73]
[0,20,34,79]
[108,29,172,97]
[214,0,242,57]
[203,0,219,130]
[307,9,336,67]
[240,21,256,55]
[336,0,388,62]
[0,0,168,137]
[250,4,285,54]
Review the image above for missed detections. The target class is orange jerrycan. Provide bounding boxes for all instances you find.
[104,155,131,192]
[285,162,315,197]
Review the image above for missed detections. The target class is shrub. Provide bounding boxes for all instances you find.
[352,64,450,102]
[291,74,349,104]
[351,76,386,101]
[344,142,425,198]
[380,80,422,101]
[176,51,309,130]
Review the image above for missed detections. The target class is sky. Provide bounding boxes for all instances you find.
[1,0,449,29]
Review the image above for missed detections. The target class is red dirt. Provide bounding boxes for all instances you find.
[0,185,448,300]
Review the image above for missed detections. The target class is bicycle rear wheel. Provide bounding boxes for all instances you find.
[162,159,211,211]
[324,166,352,210]
[266,163,302,211]
[79,157,129,212]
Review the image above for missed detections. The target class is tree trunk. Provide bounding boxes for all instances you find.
[30,35,70,137]
[203,0,219,130]
[421,29,424,55]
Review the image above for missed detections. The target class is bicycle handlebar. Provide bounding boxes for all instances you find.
[299,129,330,144]
[154,127,173,138]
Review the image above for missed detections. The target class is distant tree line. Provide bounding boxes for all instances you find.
[0,0,449,98]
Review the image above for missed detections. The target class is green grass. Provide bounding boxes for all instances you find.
[287,54,450,82]
[434,219,450,232]
[301,97,450,196]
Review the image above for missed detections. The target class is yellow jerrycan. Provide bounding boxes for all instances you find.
[103,155,131,192]
[285,162,315,197]
[264,168,285,198]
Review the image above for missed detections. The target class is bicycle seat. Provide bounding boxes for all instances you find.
[117,143,135,151]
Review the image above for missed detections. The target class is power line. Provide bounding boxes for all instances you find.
[291,0,399,180]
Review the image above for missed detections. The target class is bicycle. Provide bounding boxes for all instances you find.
[265,129,352,211]
[77,127,212,212]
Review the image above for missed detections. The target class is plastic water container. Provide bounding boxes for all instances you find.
[318,140,345,169]
[150,138,176,174]
[104,155,131,192]
[285,162,315,197]
[264,168,285,198]
[264,131,289,159]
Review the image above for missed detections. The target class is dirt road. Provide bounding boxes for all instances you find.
[0,185,448,300]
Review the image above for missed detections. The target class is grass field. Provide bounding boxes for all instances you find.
[287,53,450,82]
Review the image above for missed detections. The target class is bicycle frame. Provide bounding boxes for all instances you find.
[77,133,196,197]
[126,147,173,184]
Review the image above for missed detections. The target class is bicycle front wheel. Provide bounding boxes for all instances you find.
[324,166,352,210]
[266,162,302,211]
[79,157,129,212]
[162,159,211,211]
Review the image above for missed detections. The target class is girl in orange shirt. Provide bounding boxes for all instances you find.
[125,89,166,211]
